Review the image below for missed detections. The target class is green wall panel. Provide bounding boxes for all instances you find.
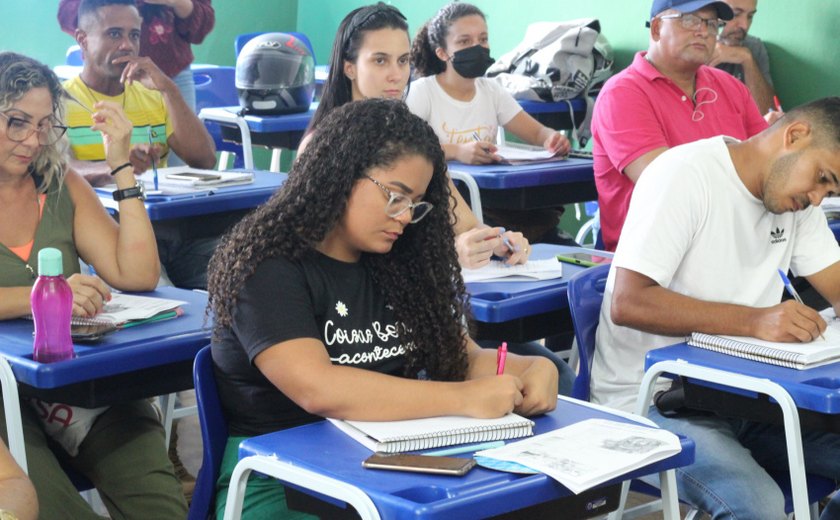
[297,0,839,108]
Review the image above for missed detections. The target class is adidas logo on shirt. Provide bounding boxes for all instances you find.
[770,227,787,244]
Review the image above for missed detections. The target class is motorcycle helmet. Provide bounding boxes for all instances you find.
[235,32,315,115]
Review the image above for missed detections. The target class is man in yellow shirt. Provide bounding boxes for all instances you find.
[65,0,221,290]
[64,0,215,186]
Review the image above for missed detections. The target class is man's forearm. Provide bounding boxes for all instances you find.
[741,58,776,115]
[160,84,216,169]
[612,282,760,338]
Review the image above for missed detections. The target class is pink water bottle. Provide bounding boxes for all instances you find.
[31,248,75,363]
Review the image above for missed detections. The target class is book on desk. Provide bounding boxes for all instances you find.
[462,258,564,283]
[688,308,840,369]
[475,418,682,494]
[66,293,186,340]
[328,413,534,453]
[98,167,254,196]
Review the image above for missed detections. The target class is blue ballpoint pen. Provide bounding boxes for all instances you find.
[147,127,159,191]
[777,268,825,340]
[496,227,518,254]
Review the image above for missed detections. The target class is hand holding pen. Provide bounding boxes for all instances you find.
[453,131,498,164]
[765,95,784,125]
[775,268,826,341]
[496,341,508,375]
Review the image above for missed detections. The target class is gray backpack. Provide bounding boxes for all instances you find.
[486,18,614,145]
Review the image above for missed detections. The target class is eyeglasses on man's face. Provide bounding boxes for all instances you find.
[365,175,433,224]
[0,112,67,146]
[659,13,725,35]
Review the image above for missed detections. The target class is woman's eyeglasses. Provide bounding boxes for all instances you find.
[365,175,433,224]
[0,112,67,146]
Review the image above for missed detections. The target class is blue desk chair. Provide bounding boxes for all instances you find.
[567,266,836,519]
[192,66,244,169]
[234,31,315,62]
[188,345,227,520]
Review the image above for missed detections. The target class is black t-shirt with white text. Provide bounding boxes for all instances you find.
[212,252,409,436]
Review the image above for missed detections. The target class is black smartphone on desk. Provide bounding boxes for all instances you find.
[362,452,476,476]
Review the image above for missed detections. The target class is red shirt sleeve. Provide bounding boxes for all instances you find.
[57,0,81,35]
[174,0,215,45]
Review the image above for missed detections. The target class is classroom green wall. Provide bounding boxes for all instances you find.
[3,1,835,108]
[2,1,835,176]
[0,0,297,68]
[297,0,839,109]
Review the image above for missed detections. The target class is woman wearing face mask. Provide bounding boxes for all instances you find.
[408,2,575,247]
[408,2,571,167]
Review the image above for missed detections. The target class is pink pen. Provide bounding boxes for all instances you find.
[496,341,508,375]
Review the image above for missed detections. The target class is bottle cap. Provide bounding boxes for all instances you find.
[37,248,63,277]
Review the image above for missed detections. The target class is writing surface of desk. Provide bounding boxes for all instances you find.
[466,244,596,341]
[0,286,211,407]
[226,397,694,520]
[198,105,317,171]
[643,342,840,518]
[828,218,840,242]
[646,342,840,423]
[96,170,285,221]
[448,158,595,211]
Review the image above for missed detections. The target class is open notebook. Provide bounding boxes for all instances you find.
[475,419,682,494]
[494,144,565,165]
[99,167,254,196]
[328,413,535,453]
[67,293,186,340]
[688,309,840,369]
[462,258,563,283]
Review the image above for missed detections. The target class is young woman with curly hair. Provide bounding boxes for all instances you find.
[298,2,532,271]
[208,99,558,518]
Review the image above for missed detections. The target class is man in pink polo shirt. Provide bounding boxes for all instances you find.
[592,0,767,251]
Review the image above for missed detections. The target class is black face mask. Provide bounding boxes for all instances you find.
[449,45,495,79]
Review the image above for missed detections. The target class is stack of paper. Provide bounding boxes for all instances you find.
[495,144,565,165]
[475,419,682,494]
[462,258,563,283]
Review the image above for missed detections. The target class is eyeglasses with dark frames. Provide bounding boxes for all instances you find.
[365,175,433,224]
[0,112,67,146]
[658,13,725,35]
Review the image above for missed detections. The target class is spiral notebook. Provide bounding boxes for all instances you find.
[328,413,535,453]
[688,328,840,370]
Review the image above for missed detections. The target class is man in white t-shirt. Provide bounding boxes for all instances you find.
[593,97,840,518]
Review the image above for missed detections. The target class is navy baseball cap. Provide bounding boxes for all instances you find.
[650,0,734,20]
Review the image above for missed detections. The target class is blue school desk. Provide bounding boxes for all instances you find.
[198,105,318,171]
[466,243,608,342]
[642,342,840,518]
[198,98,588,173]
[448,157,595,211]
[96,170,285,221]
[222,396,694,520]
[0,286,210,408]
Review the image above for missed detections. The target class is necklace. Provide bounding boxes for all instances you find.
[79,78,127,111]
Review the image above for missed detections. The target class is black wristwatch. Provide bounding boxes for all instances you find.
[112,181,146,202]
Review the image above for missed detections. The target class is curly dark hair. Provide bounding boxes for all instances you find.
[208,99,470,381]
[306,3,409,135]
[411,2,486,77]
